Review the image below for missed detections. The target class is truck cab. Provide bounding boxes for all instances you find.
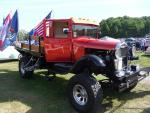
[41,18,119,64]
[43,18,99,62]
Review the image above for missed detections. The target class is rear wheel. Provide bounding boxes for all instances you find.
[19,55,33,78]
[68,74,103,113]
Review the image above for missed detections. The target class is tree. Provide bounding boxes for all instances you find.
[18,29,29,41]
[100,20,110,37]
[99,16,150,38]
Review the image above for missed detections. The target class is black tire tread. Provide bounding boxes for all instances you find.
[68,74,103,113]
[19,56,33,78]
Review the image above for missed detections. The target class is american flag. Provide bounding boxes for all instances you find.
[29,11,52,37]
[34,21,44,36]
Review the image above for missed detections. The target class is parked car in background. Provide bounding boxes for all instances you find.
[125,38,136,46]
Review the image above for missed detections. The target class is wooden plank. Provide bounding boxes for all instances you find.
[20,43,44,53]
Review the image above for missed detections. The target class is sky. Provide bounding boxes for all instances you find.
[0,0,150,31]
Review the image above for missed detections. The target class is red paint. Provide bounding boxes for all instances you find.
[0,40,2,50]
[39,18,119,62]
[73,36,118,50]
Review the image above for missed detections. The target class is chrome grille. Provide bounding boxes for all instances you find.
[115,47,128,70]
[119,47,128,58]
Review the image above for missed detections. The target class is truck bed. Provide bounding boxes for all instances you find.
[15,42,44,57]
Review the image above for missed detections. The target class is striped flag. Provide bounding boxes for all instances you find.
[29,11,52,37]
[0,10,19,50]
[0,12,11,50]
[34,21,44,36]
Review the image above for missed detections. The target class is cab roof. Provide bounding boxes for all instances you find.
[71,17,99,26]
[45,18,99,26]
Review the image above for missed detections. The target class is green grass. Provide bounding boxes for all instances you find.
[133,52,150,67]
[0,62,75,113]
[0,53,150,113]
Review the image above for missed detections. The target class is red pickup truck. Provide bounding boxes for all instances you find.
[16,18,143,113]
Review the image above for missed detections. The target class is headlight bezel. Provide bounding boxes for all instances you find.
[115,42,128,59]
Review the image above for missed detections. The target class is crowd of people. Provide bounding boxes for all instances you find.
[125,38,149,52]
[124,37,150,60]
[135,39,147,51]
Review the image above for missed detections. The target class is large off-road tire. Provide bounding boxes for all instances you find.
[19,56,33,78]
[68,74,103,113]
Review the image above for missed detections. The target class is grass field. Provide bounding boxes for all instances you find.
[0,53,150,113]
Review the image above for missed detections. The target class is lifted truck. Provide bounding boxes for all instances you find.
[15,18,149,113]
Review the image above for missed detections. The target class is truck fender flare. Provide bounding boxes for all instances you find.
[71,55,106,74]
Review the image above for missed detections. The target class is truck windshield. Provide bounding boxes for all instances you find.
[73,25,98,38]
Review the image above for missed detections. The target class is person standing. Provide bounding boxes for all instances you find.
[141,39,146,52]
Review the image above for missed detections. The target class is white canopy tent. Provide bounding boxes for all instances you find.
[0,46,20,60]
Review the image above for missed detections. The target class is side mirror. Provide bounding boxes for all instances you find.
[63,28,69,34]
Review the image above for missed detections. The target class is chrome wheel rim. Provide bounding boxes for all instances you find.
[73,84,88,106]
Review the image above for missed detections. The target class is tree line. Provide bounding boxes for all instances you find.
[100,16,150,38]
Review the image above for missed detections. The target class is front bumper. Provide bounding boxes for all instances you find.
[114,65,150,92]
[115,65,140,80]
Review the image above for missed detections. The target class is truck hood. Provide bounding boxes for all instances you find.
[73,36,121,50]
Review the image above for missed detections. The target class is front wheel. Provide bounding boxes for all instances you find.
[68,74,103,113]
[19,55,33,78]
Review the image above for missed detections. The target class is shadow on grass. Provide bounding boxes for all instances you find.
[0,69,76,113]
[142,107,150,113]
[0,59,18,63]
[0,69,150,113]
[101,85,150,113]
[141,54,150,58]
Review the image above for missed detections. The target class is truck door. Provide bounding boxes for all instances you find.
[44,20,72,62]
